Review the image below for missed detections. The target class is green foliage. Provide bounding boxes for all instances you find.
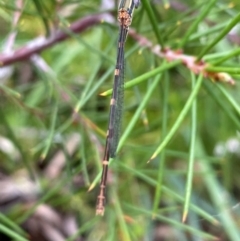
[0,0,240,240]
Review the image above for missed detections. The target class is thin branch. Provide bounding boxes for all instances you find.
[0,14,103,67]
[128,29,235,85]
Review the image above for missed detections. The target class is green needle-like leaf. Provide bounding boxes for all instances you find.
[101,61,180,96]
[178,0,216,48]
[149,74,203,162]
[141,0,164,47]
[197,12,240,60]
[182,73,197,222]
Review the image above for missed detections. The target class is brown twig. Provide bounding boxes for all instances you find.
[0,14,103,67]
[128,29,235,85]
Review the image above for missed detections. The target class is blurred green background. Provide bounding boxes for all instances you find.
[0,0,240,240]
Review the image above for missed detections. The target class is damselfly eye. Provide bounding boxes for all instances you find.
[134,0,140,8]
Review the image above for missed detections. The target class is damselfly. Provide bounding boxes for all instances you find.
[96,0,140,216]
